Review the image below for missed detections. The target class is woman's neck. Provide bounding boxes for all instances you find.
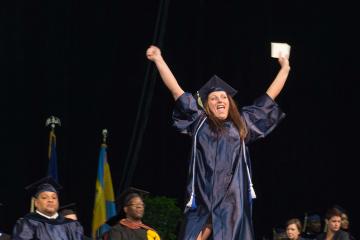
[326,230,335,240]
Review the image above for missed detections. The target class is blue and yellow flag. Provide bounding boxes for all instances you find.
[47,129,58,183]
[92,143,117,238]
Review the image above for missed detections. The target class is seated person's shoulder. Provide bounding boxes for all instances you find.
[0,233,11,240]
[314,232,325,240]
[337,230,351,240]
[109,223,130,233]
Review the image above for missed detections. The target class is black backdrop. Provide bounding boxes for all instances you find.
[1,0,359,239]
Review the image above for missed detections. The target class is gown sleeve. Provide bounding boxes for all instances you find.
[241,93,286,143]
[172,92,203,135]
[12,218,34,240]
[67,221,84,240]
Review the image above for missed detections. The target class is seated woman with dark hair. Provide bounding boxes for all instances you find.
[333,205,356,240]
[316,208,350,240]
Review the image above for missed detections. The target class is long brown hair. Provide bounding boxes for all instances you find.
[204,94,248,140]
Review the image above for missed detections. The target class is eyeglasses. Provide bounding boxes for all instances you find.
[127,203,145,208]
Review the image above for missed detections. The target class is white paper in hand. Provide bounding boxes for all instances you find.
[271,42,291,58]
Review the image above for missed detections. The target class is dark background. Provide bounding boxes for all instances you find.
[1,0,359,239]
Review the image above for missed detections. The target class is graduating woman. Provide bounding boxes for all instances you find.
[146,45,290,240]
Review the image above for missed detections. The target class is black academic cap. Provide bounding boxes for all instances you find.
[24,176,62,198]
[116,187,150,208]
[197,75,237,104]
[59,202,77,216]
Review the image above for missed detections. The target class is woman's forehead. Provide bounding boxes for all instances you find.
[208,91,227,97]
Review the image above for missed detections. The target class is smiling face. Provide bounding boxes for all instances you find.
[286,223,301,240]
[207,91,229,120]
[34,191,59,216]
[124,196,145,221]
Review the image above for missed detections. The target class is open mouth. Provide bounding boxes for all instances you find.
[216,104,225,110]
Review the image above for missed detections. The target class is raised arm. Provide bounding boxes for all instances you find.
[146,45,184,100]
[266,56,291,100]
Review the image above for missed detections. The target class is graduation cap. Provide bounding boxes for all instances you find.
[118,187,150,207]
[59,202,77,217]
[196,75,237,108]
[25,176,62,198]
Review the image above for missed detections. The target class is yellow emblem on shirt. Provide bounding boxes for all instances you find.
[147,229,161,240]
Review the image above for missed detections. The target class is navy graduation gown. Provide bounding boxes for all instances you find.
[173,93,285,240]
[12,212,84,240]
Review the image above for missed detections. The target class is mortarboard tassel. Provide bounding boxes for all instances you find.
[186,192,197,209]
[185,117,207,212]
[242,140,256,199]
[249,183,256,199]
[196,91,204,109]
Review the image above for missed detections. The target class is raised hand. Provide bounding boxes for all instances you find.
[146,45,162,62]
[145,45,184,100]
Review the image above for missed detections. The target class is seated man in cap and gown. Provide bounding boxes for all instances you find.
[303,213,322,239]
[59,203,92,240]
[59,203,79,221]
[103,187,161,240]
[12,176,84,240]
